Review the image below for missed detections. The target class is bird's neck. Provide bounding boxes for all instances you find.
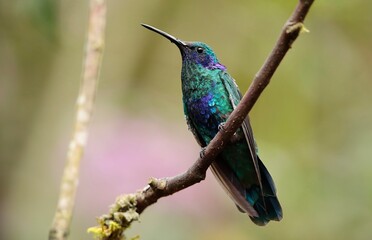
[181,62,223,99]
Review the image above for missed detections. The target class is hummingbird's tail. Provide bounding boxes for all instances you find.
[210,155,282,226]
[248,156,282,226]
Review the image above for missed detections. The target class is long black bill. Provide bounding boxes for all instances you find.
[141,23,186,47]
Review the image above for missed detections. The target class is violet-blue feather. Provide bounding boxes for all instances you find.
[194,54,226,71]
[207,62,226,71]
[187,92,223,137]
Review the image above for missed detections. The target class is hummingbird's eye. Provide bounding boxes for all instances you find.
[196,47,204,54]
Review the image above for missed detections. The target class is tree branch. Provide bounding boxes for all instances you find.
[88,1,314,239]
[49,0,107,239]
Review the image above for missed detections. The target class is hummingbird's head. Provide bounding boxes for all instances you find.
[142,24,226,71]
[179,42,226,70]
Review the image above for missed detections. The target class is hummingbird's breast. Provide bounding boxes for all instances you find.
[183,74,234,144]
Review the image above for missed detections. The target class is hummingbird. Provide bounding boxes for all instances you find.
[142,24,282,226]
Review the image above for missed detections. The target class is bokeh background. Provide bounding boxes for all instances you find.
[1,0,372,239]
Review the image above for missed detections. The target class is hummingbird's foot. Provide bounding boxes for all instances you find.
[218,122,242,143]
[199,147,207,158]
[218,122,226,131]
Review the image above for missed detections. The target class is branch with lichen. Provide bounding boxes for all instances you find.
[88,1,314,239]
[48,0,107,239]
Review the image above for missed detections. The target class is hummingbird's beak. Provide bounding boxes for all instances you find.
[141,23,186,48]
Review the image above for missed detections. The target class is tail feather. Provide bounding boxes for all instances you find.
[211,156,282,226]
[249,156,282,225]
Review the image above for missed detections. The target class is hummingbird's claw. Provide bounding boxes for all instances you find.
[218,122,226,131]
[219,122,242,143]
[199,147,207,158]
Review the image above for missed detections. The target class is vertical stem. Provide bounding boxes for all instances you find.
[49,0,107,239]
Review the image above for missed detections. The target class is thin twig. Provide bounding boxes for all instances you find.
[49,0,107,239]
[89,0,314,239]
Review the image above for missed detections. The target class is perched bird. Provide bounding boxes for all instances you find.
[142,24,282,226]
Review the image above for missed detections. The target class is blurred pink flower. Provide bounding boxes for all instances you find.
[67,110,229,218]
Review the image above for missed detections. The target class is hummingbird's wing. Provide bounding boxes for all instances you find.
[218,71,263,195]
[210,157,259,217]
[216,71,282,225]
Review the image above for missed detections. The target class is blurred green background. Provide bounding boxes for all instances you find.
[1,0,372,239]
